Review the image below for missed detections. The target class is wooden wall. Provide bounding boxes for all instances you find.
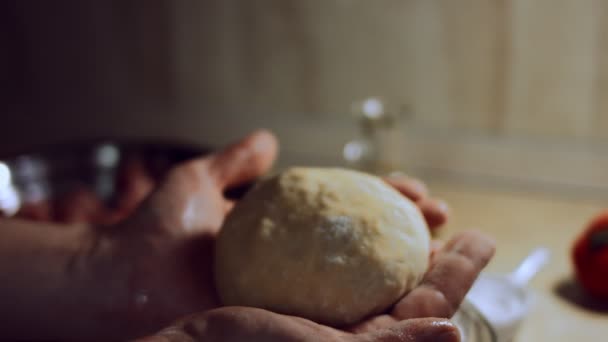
[174,0,608,140]
[3,0,608,195]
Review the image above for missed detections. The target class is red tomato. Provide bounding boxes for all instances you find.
[572,210,608,300]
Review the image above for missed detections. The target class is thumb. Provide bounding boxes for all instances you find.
[357,318,460,342]
[209,130,279,189]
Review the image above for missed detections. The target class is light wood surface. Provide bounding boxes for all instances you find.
[429,181,608,341]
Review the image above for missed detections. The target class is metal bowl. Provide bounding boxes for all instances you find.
[0,139,209,218]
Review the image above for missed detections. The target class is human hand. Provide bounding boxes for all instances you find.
[0,131,277,340]
[97,131,279,336]
[138,231,494,342]
[95,130,491,339]
[0,129,485,341]
[139,308,459,342]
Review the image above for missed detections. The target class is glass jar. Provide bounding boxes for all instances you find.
[452,299,499,342]
[343,97,409,175]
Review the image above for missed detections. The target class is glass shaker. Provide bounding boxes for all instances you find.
[343,97,409,175]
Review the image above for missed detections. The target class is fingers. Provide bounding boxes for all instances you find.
[356,318,459,342]
[209,130,278,189]
[154,307,345,342]
[417,198,449,230]
[53,187,105,224]
[430,240,444,262]
[391,231,495,320]
[384,175,428,202]
[15,200,52,221]
[384,175,449,230]
[116,157,156,214]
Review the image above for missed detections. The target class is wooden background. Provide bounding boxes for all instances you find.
[3,0,608,195]
[172,0,608,139]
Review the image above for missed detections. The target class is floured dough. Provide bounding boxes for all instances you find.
[214,167,430,326]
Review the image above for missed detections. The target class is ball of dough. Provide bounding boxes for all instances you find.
[214,167,430,326]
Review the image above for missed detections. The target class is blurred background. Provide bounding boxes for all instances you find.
[2,1,608,341]
[3,0,608,197]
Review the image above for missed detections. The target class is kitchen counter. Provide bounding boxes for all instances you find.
[429,181,608,341]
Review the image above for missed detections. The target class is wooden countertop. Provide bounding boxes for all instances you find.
[429,181,608,341]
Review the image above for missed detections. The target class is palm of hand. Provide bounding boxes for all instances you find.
[122,131,494,340]
[121,133,277,334]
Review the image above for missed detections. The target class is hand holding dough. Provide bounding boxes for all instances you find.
[214,167,430,326]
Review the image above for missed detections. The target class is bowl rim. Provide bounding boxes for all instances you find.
[456,299,499,342]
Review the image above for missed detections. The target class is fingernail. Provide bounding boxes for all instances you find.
[411,179,428,196]
[437,200,449,214]
[251,130,276,154]
[424,321,460,342]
